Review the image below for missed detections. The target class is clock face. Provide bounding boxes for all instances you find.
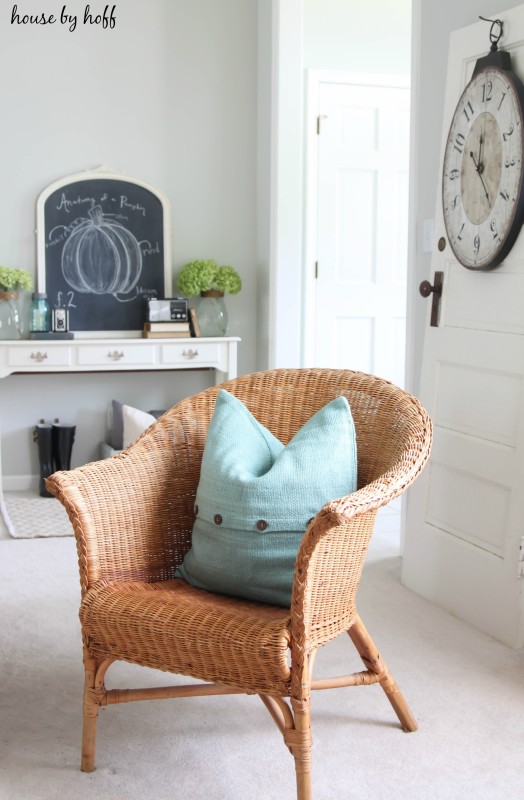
[442,66,524,270]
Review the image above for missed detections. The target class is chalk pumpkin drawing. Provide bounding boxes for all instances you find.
[37,172,169,331]
[61,206,143,296]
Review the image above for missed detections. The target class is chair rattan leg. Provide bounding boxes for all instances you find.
[287,699,312,800]
[81,656,105,772]
[347,617,418,732]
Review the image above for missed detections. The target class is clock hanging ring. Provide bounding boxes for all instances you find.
[442,18,524,270]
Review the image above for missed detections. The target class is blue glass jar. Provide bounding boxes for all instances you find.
[29,292,51,333]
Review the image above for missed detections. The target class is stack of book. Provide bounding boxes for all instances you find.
[143,320,191,339]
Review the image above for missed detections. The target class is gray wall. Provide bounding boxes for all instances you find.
[165,0,257,353]
[0,0,257,479]
[303,0,411,73]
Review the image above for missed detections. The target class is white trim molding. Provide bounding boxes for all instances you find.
[268,0,304,369]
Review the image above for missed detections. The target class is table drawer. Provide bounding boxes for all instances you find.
[77,344,156,367]
[161,342,222,367]
[7,346,72,368]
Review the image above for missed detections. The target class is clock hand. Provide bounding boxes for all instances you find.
[477,171,491,209]
[469,150,491,208]
[477,133,484,166]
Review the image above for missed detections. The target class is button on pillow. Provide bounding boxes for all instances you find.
[176,389,357,606]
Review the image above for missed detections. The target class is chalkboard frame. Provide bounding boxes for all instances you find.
[36,167,172,337]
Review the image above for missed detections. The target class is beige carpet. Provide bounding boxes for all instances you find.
[1,491,72,538]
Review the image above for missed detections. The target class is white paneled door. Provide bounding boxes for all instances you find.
[311,78,410,387]
[402,8,524,648]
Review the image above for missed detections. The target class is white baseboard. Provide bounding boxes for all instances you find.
[2,475,39,492]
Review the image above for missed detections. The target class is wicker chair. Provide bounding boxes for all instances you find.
[47,368,432,800]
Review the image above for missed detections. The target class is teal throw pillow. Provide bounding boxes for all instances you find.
[176,389,357,606]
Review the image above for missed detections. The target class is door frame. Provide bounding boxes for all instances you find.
[266,0,416,374]
[303,70,411,368]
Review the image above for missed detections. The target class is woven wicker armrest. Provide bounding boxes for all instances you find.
[46,409,205,594]
[290,401,432,658]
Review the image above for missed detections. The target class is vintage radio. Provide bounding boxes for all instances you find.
[146,297,189,323]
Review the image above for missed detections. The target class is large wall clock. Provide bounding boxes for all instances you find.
[442,26,524,270]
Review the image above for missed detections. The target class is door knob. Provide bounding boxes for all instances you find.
[419,280,435,298]
[419,271,443,327]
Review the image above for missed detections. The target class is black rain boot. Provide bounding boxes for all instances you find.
[52,422,76,471]
[33,423,54,497]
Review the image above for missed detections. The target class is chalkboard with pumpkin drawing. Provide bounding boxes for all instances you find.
[36,168,172,333]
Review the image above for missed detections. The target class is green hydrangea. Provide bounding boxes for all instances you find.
[176,259,241,297]
[0,266,33,292]
[215,265,241,295]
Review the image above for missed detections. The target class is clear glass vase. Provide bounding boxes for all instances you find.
[197,291,229,336]
[0,291,23,339]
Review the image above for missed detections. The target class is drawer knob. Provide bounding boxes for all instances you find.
[182,349,199,359]
[107,350,124,361]
[30,351,48,363]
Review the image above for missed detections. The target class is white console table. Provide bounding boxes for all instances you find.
[0,336,239,536]
[0,336,239,380]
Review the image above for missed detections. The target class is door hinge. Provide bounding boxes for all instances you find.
[314,261,319,279]
[518,537,524,578]
[317,115,327,134]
